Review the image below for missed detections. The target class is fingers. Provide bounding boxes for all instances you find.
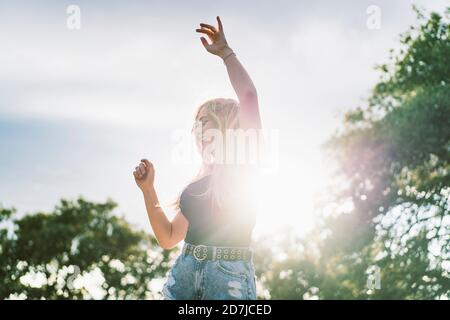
[141,158,153,169]
[134,166,143,179]
[134,159,153,181]
[200,37,210,49]
[199,23,217,33]
[196,28,214,38]
[138,163,146,176]
[217,16,223,32]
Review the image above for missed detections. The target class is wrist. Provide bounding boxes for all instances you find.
[218,47,234,60]
[142,185,161,212]
[142,186,162,208]
[141,185,155,196]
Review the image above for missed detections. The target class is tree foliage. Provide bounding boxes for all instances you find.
[0,198,172,299]
[256,7,449,299]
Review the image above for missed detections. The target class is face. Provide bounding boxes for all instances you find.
[193,107,218,161]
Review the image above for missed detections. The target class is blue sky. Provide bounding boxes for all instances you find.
[0,0,448,236]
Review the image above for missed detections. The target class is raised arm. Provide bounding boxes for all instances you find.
[196,16,262,130]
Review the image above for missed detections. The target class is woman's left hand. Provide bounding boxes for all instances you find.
[196,16,233,59]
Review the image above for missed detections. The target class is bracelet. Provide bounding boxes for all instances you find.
[222,51,236,63]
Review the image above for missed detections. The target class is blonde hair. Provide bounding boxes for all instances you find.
[174,98,241,213]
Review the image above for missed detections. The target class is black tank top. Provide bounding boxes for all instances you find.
[180,174,256,247]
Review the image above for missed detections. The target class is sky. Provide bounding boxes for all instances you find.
[0,0,449,239]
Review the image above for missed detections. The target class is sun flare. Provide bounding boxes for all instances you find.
[252,155,331,237]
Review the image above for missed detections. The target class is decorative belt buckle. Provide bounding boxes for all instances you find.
[193,245,208,261]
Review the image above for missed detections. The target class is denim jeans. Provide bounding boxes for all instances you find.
[162,249,257,300]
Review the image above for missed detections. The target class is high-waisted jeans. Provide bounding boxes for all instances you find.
[162,247,257,300]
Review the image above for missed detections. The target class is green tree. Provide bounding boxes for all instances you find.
[0,198,172,299]
[256,7,449,299]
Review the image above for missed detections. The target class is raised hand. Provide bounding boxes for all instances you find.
[196,16,233,59]
[133,159,155,192]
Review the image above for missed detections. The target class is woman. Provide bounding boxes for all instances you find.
[133,16,262,300]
